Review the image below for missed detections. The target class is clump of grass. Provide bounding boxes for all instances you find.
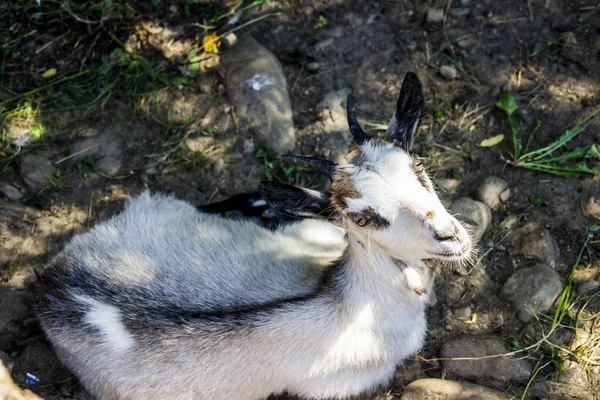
[496,91,600,177]
[255,146,307,184]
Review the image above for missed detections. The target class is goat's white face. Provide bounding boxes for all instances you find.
[260,72,472,263]
[337,141,471,261]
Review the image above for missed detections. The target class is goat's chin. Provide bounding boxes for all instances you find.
[427,242,473,263]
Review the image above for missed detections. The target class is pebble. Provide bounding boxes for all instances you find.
[580,184,600,220]
[0,202,40,220]
[0,182,23,202]
[449,7,471,18]
[400,378,510,400]
[576,280,599,296]
[433,178,460,195]
[513,222,560,268]
[19,154,55,193]
[449,197,492,242]
[499,264,563,322]
[317,88,352,136]
[441,335,531,382]
[426,8,445,23]
[474,176,510,209]
[306,62,320,72]
[70,131,124,175]
[212,158,225,175]
[223,36,295,153]
[440,65,458,80]
[185,136,215,153]
[221,32,238,49]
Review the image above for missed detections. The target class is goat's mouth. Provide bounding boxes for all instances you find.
[428,241,472,261]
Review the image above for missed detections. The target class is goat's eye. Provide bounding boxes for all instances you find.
[414,160,424,173]
[356,216,368,227]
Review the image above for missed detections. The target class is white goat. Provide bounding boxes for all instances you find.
[33,72,472,400]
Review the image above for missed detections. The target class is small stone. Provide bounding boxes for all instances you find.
[426,8,445,23]
[513,222,560,268]
[0,202,40,220]
[314,37,334,51]
[434,178,460,195]
[453,306,472,319]
[500,264,563,322]
[20,154,55,193]
[459,0,471,5]
[318,88,352,135]
[449,7,471,18]
[95,156,122,175]
[221,32,238,48]
[474,176,510,209]
[441,336,531,382]
[0,182,23,202]
[243,139,255,154]
[450,197,492,242]
[212,158,225,175]
[440,65,457,80]
[0,351,13,373]
[306,62,320,72]
[323,26,344,38]
[580,184,600,220]
[185,136,215,153]
[576,280,599,296]
[401,378,509,400]
[177,66,198,78]
[562,31,577,45]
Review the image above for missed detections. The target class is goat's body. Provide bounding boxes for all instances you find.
[34,193,431,400]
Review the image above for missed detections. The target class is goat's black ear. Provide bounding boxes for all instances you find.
[387,72,424,151]
[259,181,339,222]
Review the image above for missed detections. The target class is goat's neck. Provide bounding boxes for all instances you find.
[328,232,432,309]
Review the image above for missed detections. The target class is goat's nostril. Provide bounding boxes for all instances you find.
[434,220,460,241]
[433,229,455,241]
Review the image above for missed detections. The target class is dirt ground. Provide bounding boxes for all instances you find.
[1,0,600,399]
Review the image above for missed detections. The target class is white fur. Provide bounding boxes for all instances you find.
[36,140,471,400]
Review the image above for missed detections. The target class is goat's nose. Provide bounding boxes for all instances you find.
[433,219,460,241]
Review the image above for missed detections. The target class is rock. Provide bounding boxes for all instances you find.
[0,202,40,219]
[441,336,531,382]
[499,264,563,322]
[449,197,491,242]
[185,136,215,153]
[69,127,133,174]
[0,352,12,373]
[474,176,510,209]
[317,88,352,135]
[401,378,509,400]
[449,7,471,18]
[95,156,122,176]
[426,8,445,23]
[439,65,457,80]
[528,380,594,400]
[306,62,320,72]
[453,306,472,320]
[0,361,42,400]
[433,178,459,196]
[221,32,238,48]
[19,155,55,193]
[576,280,599,296]
[580,184,600,220]
[513,223,560,268]
[223,36,295,153]
[0,182,23,201]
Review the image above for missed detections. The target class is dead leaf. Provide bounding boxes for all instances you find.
[480,134,504,147]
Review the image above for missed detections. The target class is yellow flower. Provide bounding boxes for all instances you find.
[203,33,219,54]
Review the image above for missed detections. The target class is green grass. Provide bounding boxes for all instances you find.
[496,91,600,177]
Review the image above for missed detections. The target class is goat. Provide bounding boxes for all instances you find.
[32,72,472,400]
